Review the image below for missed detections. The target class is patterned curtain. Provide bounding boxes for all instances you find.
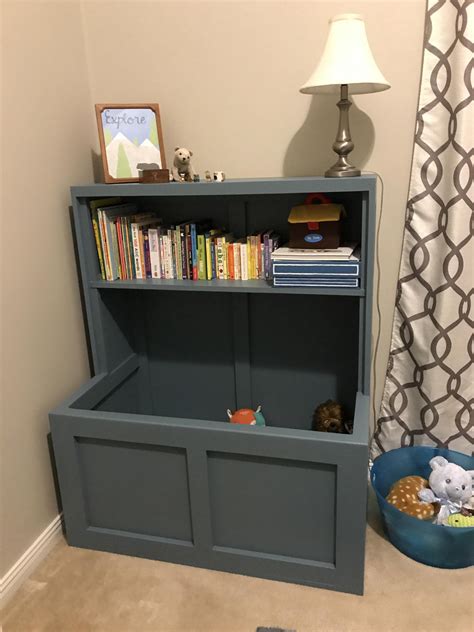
[372,0,473,457]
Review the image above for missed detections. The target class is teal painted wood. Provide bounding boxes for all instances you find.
[50,176,376,595]
[72,175,376,198]
[90,278,366,295]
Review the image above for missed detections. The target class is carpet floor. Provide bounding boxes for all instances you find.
[2,492,473,632]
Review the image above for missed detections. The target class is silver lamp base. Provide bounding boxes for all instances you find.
[325,84,360,178]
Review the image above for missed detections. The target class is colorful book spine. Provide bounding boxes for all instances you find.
[98,211,110,280]
[138,230,146,280]
[167,232,174,279]
[174,226,183,280]
[197,234,206,280]
[149,228,161,279]
[190,223,197,280]
[167,228,175,279]
[205,233,213,280]
[178,224,187,279]
[211,238,217,279]
[131,222,143,279]
[115,220,125,279]
[227,241,235,279]
[241,241,249,281]
[143,229,152,279]
[103,216,119,280]
[234,243,241,280]
[183,225,191,279]
[91,212,106,280]
[216,237,226,280]
[159,232,166,278]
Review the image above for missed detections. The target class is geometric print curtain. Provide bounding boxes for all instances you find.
[371,0,473,457]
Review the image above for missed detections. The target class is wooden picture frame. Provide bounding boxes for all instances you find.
[95,103,166,184]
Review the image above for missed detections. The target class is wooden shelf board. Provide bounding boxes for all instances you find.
[90,278,365,296]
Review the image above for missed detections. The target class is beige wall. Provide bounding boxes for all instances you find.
[1,1,95,575]
[1,0,425,577]
[82,0,425,421]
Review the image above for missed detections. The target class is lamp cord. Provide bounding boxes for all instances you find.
[364,171,385,434]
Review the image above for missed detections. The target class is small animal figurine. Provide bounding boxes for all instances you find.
[137,162,160,171]
[418,456,474,525]
[227,405,265,426]
[386,476,436,520]
[313,400,344,433]
[446,513,474,528]
[204,170,212,182]
[172,147,196,182]
[213,171,226,182]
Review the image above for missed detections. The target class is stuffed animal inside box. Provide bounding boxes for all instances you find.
[226,406,265,426]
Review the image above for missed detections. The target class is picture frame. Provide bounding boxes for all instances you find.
[95,103,166,183]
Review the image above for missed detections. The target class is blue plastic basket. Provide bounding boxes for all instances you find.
[371,446,474,568]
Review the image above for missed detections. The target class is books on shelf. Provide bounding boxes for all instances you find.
[90,200,280,282]
[271,243,361,288]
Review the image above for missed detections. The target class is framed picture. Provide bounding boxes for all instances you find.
[95,103,166,183]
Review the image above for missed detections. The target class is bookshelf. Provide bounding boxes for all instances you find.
[50,175,376,595]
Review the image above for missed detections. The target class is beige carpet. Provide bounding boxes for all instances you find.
[2,494,473,632]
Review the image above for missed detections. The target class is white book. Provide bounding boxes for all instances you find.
[165,234,173,279]
[234,243,241,280]
[271,243,358,261]
[159,232,166,279]
[240,241,249,281]
[162,234,169,278]
[149,228,161,279]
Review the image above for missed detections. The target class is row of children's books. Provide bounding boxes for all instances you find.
[90,199,280,282]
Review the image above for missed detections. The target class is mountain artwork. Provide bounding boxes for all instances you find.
[97,106,165,181]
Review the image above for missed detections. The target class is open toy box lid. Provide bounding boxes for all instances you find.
[288,204,344,224]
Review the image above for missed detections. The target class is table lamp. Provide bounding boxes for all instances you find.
[300,14,390,177]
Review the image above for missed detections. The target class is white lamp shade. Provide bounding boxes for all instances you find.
[300,14,390,95]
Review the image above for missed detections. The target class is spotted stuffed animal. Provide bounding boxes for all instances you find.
[386,476,436,520]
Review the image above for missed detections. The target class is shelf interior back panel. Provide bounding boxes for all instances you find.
[94,291,359,431]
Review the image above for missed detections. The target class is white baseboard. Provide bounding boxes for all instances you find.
[0,514,64,610]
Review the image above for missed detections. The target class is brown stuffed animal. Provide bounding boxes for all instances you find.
[386,476,436,520]
[313,400,344,433]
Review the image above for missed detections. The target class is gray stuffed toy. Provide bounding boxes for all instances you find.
[418,456,474,525]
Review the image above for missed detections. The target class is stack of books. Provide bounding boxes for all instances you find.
[90,199,280,282]
[270,243,360,288]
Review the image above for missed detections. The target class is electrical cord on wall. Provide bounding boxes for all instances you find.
[365,171,385,442]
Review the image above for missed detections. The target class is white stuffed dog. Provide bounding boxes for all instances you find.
[418,456,474,525]
[172,147,195,182]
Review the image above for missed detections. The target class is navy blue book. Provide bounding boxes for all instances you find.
[273,261,360,276]
[273,276,359,288]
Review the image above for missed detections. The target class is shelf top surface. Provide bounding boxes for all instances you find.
[90,278,365,297]
[72,175,376,198]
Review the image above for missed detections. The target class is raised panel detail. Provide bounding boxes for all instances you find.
[207,451,336,564]
[77,438,193,543]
